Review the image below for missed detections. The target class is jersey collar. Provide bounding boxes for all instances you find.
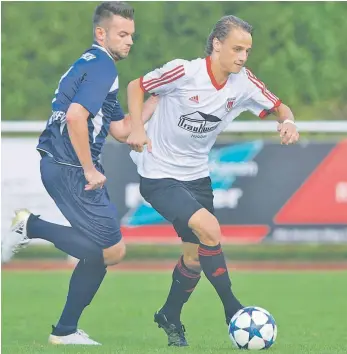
[92,42,114,61]
[205,56,228,91]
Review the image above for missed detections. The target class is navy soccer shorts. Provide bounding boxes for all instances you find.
[40,155,122,248]
[139,176,214,244]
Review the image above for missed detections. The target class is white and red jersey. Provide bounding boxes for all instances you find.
[130,56,281,181]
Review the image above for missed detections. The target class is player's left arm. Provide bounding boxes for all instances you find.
[109,95,159,143]
[271,103,299,145]
[245,68,299,145]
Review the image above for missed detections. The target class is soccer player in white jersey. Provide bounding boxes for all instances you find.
[127,15,299,346]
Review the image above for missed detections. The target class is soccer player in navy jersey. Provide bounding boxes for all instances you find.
[2,1,156,345]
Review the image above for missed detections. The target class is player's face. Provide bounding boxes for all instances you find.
[101,15,135,60]
[218,28,252,74]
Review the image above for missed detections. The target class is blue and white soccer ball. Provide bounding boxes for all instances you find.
[228,306,277,350]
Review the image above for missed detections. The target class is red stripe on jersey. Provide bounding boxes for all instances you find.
[259,99,282,119]
[139,76,146,92]
[247,75,277,105]
[144,69,185,92]
[247,74,277,105]
[143,67,185,91]
[246,69,279,104]
[249,74,279,103]
[142,65,184,87]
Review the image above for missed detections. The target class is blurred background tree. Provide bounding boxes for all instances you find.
[2,1,347,121]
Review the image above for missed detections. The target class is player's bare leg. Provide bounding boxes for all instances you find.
[103,241,126,266]
[188,208,244,324]
[155,243,202,346]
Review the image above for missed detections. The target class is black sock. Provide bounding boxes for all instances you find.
[160,256,201,327]
[27,214,103,262]
[52,258,107,336]
[198,243,243,321]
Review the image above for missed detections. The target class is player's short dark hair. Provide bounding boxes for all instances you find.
[205,15,253,56]
[93,1,134,31]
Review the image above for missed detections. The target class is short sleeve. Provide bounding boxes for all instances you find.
[245,68,281,119]
[140,59,187,95]
[111,97,125,121]
[72,57,115,117]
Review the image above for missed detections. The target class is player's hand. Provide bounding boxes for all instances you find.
[277,121,300,145]
[84,167,107,191]
[127,128,152,153]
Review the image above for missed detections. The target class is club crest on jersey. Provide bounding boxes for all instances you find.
[225,97,236,112]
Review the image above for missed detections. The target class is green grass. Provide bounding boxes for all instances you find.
[2,271,347,353]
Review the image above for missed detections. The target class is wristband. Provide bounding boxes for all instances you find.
[282,119,296,126]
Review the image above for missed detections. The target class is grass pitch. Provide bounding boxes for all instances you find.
[2,270,346,353]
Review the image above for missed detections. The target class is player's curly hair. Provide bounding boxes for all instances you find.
[205,15,253,56]
[93,1,134,31]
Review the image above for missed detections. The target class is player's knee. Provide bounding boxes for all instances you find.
[182,242,201,272]
[103,240,126,266]
[183,255,201,272]
[182,245,201,271]
[188,208,221,246]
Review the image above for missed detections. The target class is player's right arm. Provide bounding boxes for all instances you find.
[67,57,115,190]
[127,59,187,152]
[66,103,105,190]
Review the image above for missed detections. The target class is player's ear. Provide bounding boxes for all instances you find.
[94,26,106,41]
[213,37,221,52]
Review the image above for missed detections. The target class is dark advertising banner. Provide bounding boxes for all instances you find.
[102,139,347,244]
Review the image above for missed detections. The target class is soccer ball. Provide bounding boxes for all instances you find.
[228,306,277,350]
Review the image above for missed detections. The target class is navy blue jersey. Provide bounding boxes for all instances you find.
[37,43,125,166]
